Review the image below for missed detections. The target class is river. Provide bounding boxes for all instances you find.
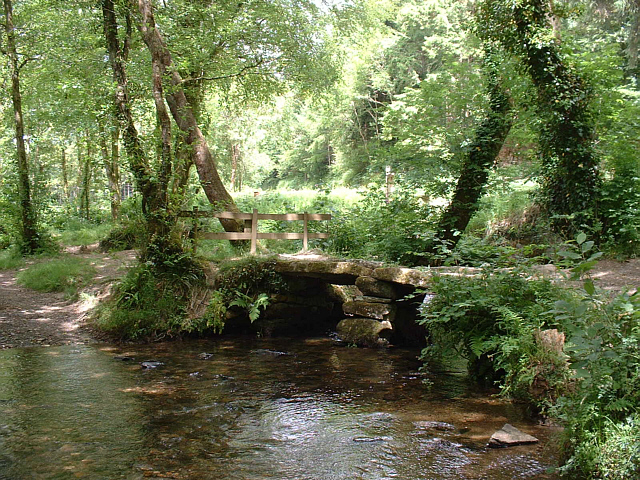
[0,337,559,479]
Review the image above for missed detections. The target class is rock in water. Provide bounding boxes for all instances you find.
[141,361,164,369]
[336,318,392,347]
[488,424,539,448]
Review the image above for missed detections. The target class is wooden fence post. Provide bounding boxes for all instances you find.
[250,208,258,254]
[303,212,309,252]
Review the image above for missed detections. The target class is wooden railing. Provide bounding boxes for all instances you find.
[178,207,331,254]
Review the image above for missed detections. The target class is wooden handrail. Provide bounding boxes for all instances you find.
[178,207,331,254]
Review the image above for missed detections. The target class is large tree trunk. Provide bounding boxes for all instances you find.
[79,133,93,221]
[98,123,122,221]
[4,0,39,254]
[436,55,513,249]
[132,0,243,233]
[513,0,600,227]
[61,147,70,201]
[102,0,159,218]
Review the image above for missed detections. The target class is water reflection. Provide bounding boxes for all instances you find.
[0,338,559,479]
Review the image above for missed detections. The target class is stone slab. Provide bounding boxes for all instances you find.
[355,276,399,299]
[343,301,397,321]
[488,424,539,448]
[336,318,393,347]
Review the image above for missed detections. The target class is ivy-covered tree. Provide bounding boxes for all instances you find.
[1,0,42,253]
[478,0,601,231]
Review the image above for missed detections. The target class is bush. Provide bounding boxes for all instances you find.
[327,184,439,264]
[418,266,571,408]
[16,256,96,297]
[99,219,147,252]
[0,248,24,270]
[93,248,206,340]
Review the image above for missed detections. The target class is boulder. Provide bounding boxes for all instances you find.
[355,276,399,299]
[488,424,539,448]
[336,318,393,347]
[343,301,397,321]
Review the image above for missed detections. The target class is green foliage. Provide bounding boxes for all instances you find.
[550,287,640,479]
[15,256,96,297]
[94,245,206,339]
[0,248,25,270]
[51,218,114,247]
[328,182,439,264]
[203,257,284,332]
[418,266,569,406]
[99,219,148,252]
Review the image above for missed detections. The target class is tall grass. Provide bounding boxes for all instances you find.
[0,248,25,270]
[16,256,96,297]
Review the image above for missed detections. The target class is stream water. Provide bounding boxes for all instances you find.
[0,337,559,479]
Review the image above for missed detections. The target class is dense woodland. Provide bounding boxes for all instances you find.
[2,0,640,478]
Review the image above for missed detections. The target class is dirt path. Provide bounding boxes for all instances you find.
[0,251,639,350]
[0,248,136,349]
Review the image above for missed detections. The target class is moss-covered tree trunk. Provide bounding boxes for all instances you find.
[479,0,600,231]
[132,0,244,234]
[436,54,513,249]
[4,0,40,254]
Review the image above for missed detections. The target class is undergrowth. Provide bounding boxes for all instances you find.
[16,256,96,297]
[418,234,640,479]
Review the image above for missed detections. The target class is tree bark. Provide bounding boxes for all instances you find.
[132,0,243,233]
[102,0,157,216]
[436,56,513,249]
[61,147,69,201]
[98,122,122,221]
[230,144,241,192]
[3,0,39,253]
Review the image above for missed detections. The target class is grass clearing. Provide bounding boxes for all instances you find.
[16,256,97,297]
[52,223,114,247]
[0,248,25,270]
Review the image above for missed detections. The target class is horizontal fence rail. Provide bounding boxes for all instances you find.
[178,207,331,254]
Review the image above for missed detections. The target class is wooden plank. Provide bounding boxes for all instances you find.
[256,232,329,240]
[178,210,331,221]
[303,212,309,251]
[201,232,253,240]
[255,213,331,221]
[200,232,329,241]
[215,211,253,220]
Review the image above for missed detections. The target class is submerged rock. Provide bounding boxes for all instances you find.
[113,356,135,362]
[198,352,214,360]
[488,424,539,448]
[140,361,164,369]
[336,318,392,347]
[413,421,456,432]
[250,349,291,356]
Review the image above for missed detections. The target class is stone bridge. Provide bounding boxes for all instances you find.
[212,254,483,347]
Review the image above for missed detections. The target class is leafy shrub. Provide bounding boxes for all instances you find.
[16,256,96,297]
[600,174,640,255]
[418,267,570,408]
[328,184,439,264]
[203,257,285,332]
[94,247,207,340]
[0,248,25,270]
[99,219,147,252]
[552,288,640,479]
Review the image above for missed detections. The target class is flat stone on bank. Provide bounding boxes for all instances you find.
[488,424,539,448]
